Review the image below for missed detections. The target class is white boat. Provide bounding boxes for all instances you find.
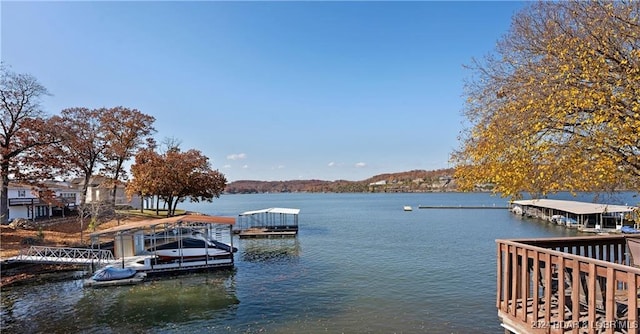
[551,215,579,227]
[511,206,523,215]
[403,206,413,211]
[155,247,229,261]
[152,236,235,262]
[550,215,564,224]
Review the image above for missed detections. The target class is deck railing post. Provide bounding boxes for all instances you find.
[627,272,638,330]
[532,249,540,320]
[605,267,615,334]
[543,252,552,323]
[511,244,518,316]
[521,248,529,321]
[571,259,581,331]
[497,241,503,310]
[557,254,566,326]
[587,262,597,330]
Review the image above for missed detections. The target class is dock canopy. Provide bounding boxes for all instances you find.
[512,199,636,215]
[237,207,300,236]
[87,213,237,268]
[512,199,638,230]
[239,208,301,216]
[90,214,235,238]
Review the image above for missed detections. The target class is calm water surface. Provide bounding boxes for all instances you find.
[2,192,635,333]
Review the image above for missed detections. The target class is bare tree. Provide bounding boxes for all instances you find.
[0,64,60,224]
[78,199,115,242]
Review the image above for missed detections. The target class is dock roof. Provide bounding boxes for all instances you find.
[512,199,637,215]
[90,214,235,237]
[239,208,300,216]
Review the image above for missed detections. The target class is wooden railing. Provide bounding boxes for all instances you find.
[497,235,640,334]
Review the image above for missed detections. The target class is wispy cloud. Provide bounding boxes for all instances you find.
[328,162,336,167]
[227,153,247,160]
[355,162,367,168]
[242,164,249,169]
[223,164,231,169]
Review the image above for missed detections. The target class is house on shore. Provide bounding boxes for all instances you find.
[5,181,82,222]
[69,175,141,208]
[5,176,141,223]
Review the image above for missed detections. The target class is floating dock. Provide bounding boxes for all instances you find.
[238,228,297,238]
[236,208,300,239]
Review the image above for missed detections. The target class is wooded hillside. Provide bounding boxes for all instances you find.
[224,168,461,193]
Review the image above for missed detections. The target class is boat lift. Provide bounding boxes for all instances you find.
[89,214,237,275]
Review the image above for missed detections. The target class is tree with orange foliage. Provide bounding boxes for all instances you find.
[452,1,640,199]
[127,147,162,213]
[50,107,156,205]
[127,145,227,217]
[52,107,108,206]
[100,106,156,206]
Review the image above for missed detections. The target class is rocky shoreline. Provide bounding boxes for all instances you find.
[0,262,87,288]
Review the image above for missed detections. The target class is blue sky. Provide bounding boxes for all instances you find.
[1,1,525,182]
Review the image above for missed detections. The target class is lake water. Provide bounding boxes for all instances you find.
[2,192,637,333]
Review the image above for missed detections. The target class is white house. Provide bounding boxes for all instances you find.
[5,175,142,223]
[369,180,387,186]
[6,181,83,222]
[69,175,141,208]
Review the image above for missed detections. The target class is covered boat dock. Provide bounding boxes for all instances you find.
[89,214,236,275]
[236,208,300,238]
[511,199,638,232]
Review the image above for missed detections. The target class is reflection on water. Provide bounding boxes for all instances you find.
[240,238,301,262]
[2,192,637,333]
[1,271,238,333]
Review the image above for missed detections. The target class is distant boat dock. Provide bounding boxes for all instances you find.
[511,198,639,233]
[418,204,509,209]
